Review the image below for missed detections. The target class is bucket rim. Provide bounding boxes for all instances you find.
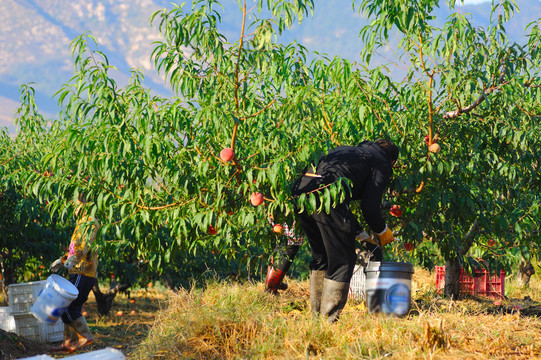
[47,274,79,299]
[364,261,415,273]
[6,280,47,287]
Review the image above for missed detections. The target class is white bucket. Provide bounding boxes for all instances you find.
[30,274,79,324]
[364,261,414,317]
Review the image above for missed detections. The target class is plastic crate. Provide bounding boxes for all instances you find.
[8,280,47,316]
[0,306,16,333]
[435,266,505,298]
[14,313,64,343]
[349,265,366,300]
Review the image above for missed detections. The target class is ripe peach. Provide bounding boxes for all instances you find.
[488,239,496,247]
[116,311,123,317]
[208,225,218,235]
[429,143,440,153]
[390,205,403,217]
[250,192,264,206]
[220,148,234,162]
[273,224,283,234]
[404,242,415,251]
[130,310,136,315]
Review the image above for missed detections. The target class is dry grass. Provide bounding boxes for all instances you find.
[132,269,541,360]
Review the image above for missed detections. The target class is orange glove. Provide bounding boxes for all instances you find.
[376,225,395,246]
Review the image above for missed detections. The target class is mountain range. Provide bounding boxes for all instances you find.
[1,0,540,135]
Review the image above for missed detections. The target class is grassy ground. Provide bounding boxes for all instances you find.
[1,269,540,359]
[133,268,541,360]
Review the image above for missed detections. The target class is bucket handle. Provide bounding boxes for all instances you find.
[353,244,381,274]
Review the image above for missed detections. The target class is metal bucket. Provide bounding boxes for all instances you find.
[364,261,414,317]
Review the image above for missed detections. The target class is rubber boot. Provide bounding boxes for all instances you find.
[50,322,78,352]
[265,266,287,294]
[320,278,350,323]
[309,270,326,315]
[68,316,95,352]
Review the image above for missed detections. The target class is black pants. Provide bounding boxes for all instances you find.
[61,274,97,323]
[292,174,359,283]
[296,202,358,282]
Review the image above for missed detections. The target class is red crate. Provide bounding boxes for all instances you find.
[435,266,505,298]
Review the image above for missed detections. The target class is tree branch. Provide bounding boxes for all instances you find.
[444,81,509,119]
[460,219,479,255]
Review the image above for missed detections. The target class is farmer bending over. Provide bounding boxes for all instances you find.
[291,139,398,322]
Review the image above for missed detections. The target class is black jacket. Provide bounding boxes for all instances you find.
[294,141,393,233]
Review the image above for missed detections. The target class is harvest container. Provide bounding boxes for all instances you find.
[31,274,78,324]
[14,313,64,342]
[7,280,47,316]
[0,306,16,332]
[365,261,414,317]
[435,266,505,298]
[349,264,366,300]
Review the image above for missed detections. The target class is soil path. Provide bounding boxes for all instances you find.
[0,287,166,359]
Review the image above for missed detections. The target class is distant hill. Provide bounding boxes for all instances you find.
[1,0,540,135]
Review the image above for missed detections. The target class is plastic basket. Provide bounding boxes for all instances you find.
[435,266,505,298]
[349,265,366,300]
[14,313,64,343]
[0,306,16,333]
[7,280,47,316]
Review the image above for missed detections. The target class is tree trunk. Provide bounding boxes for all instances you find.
[1,260,15,306]
[1,278,6,306]
[443,220,479,299]
[92,282,130,316]
[518,258,535,287]
[444,257,461,299]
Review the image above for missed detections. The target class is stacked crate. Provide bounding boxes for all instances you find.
[435,266,505,298]
[7,280,64,342]
[0,306,16,333]
[349,265,366,300]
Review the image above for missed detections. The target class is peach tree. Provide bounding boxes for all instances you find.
[3,0,540,296]
[355,0,541,296]
[3,0,389,280]
[0,101,68,297]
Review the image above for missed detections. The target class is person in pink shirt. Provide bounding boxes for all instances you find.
[50,193,99,352]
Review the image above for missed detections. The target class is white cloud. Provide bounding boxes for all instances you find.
[334,28,347,39]
[303,36,315,45]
